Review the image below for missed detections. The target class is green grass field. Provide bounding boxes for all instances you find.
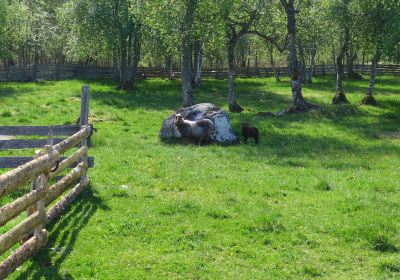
[0,76,399,279]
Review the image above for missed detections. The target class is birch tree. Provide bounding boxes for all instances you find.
[358,0,400,105]
[280,0,318,112]
[329,0,355,105]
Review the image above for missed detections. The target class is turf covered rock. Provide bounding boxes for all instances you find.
[159,103,238,144]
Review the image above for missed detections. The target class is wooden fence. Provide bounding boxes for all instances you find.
[199,64,400,78]
[0,64,399,82]
[0,86,94,279]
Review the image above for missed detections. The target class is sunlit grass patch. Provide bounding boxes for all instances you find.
[0,76,399,279]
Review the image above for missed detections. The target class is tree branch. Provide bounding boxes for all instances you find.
[281,0,289,12]
[248,30,288,53]
[295,0,302,14]
[236,10,260,38]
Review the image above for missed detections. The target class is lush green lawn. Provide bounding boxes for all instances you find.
[0,76,399,279]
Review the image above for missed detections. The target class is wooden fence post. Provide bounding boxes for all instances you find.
[27,151,42,217]
[79,85,90,187]
[26,129,53,236]
[80,86,90,128]
[47,128,54,147]
[34,143,52,236]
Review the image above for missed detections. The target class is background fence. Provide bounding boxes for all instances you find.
[0,64,399,82]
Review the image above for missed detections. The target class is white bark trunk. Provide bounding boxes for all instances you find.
[367,54,379,96]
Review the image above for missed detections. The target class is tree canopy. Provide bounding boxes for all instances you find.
[0,0,399,108]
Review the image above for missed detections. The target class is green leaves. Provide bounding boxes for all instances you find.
[0,0,398,72]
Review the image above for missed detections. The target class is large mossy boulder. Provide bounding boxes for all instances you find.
[159,103,238,145]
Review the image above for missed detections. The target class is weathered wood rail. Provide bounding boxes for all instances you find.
[0,86,94,279]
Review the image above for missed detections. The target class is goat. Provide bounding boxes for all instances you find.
[241,122,259,144]
[174,114,214,145]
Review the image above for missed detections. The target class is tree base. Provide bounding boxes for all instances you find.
[360,95,377,106]
[287,99,319,113]
[118,81,135,90]
[229,102,244,113]
[332,91,350,105]
[347,72,363,80]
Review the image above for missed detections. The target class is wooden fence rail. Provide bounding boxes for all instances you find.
[0,86,93,279]
[0,64,400,82]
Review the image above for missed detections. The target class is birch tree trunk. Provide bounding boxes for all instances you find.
[182,40,194,107]
[360,50,380,105]
[298,38,307,82]
[361,51,366,74]
[119,37,128,89]
[223,10,258,112]
[193,40,202,88]
[269,45,280,81]
[332,30,350,105]
[165,56,174,80]
[118,30,138,89]
[113,47,119,81]
[109,0,143,90]
[282,0,317,112]
[33,48,38,81]
[367,56,378,96]
[346,45,353,77]
[32,19,39,81]
[125,32,134,88]
[332,45,336,70]
[131,26,142,85]
[346,43,360,79]
[180,0,197,107]
[307,46,316,84]
[227,40,243,112]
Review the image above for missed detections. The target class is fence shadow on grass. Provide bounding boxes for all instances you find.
[14,187,109,280]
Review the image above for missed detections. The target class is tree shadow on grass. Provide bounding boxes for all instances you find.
[303,76,400,96]
[317,105,400,138]
[14,187,109,280]
[90,78,292,113]
[91,84,182,111]
[245,101,400,140]
[230,131,400,170]
[378,99,400,110]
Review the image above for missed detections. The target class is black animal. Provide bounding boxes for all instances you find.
[169,73,176,81]
[140,73,147,80]
[174,114,214,145]
[241,122,259,144]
